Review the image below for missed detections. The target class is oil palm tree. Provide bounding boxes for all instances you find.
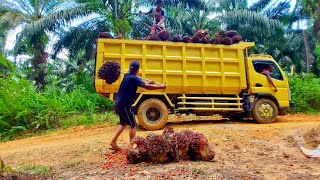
[53,0,138,64]
[0,0,90,90]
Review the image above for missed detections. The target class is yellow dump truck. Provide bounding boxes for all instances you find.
[95,39,294,130]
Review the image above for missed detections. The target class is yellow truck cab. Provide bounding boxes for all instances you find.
[95,39,293,130]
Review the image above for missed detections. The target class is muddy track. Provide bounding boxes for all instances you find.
[1,114,320,179]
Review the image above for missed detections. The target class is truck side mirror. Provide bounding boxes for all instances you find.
[288,65,295,77]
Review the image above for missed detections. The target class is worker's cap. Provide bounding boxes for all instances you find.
[155,0,163,5]
[129,60,140,73]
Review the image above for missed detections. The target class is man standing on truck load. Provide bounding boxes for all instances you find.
[139,0,166,34]
[109,60,166,151]
[261,64,278,92]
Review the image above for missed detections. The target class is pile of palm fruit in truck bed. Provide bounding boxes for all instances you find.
[126,127,215,164]
[98,29,242,45]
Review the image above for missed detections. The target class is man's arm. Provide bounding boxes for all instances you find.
[142,83,166,90]
[266,74,277,92]
[139,9,152,15]
[135,77,166,90]
[156,9,165,26]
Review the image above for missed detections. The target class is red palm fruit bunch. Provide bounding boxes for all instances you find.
[162,127,179,162]
[215,30,233,45]
[98,61,121,84]
[175,130,193,160]
[226,30,238,38]
[192,29,208,43]
[191,36,201,43]
[98,32,114,39]
[146,34,160,41]
[225,30,242,44]
[182,36,192,43]
[126,128,215,164]
[210,31,225,44]
[221,37,233,45]
[146,133,170,163]
[126,136,149,164]
[232,35,242,43]
[172,35,182,42]
[188,132,215,161]
[158,30,171,41]
[200,35,210,44]
[115,34,124,39]
[194,29,209,39]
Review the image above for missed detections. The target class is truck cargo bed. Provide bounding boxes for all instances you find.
[95,39,255,96]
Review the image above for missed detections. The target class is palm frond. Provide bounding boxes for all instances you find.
[224,9,284,36]
[53,17,107,60]
[265,1,291,19]
[249,0,272,12]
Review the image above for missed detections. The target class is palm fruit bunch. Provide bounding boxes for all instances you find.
[126,136,149,164]
[188,132,215,161]
[221,36,233,45]
[226,30,238,38]
[98,32,114,39]
[232,34,242,43]
[191,36,201,43]
[182,36,192,43]
[210,32,221,44]
[162,127,179,162]
[158,30,171,41]
[194,29,211,44]
[175,131,192,160]
[194,29,208,39]
[145,133,170,163]
[200,35,210,44]
[226,30,242,44]
[115,34,124,39]
[172,35,182,42]
[220,30,242,44]
[146,34,160,41]
[126,128,215,164]
[191,29,208,43]
[98,61,121,84]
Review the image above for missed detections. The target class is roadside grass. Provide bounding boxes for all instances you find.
[18,164,51,175]
[60,112,118,129]
[191,168,206,175]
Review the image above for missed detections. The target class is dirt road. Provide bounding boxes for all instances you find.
[1,114,320,180]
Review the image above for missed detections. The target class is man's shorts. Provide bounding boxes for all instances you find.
[115,105,136,128]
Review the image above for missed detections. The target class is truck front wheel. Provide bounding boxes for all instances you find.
[252,98,278,124]
[137,98,168,130]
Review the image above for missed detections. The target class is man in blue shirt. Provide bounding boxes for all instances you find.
[109,60,166,150]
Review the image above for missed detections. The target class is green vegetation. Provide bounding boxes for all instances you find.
[0,76,114,141]
[289,74,320,113]
[191,168,206,175]
[0,157,14,176]
[18,165,51,175]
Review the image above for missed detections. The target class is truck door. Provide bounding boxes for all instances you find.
[250,60,290,107]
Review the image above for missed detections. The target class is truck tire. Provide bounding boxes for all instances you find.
[252,98,278,124]
[137,98,168,130]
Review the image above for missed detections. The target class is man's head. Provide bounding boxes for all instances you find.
[129,60,140,75]
[267,64,274,72]
[156,0,163,8]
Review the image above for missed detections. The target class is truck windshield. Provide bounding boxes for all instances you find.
[253,60,283,81]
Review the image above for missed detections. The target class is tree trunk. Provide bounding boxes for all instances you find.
[303,30,314,73]
[32,38,47,91]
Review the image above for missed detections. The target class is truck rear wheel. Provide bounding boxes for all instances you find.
[252,98,278,124]
[137,98,168,130]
